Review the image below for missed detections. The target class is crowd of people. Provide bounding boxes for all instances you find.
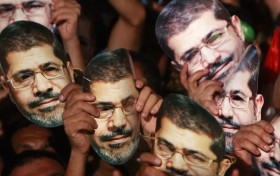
[0,0,279,175]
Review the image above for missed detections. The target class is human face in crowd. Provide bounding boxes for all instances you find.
[89,77,140,165]
[253,117,280,176]
[154,117,227,176]
[0,0,52,32]
[214,71,263,153]
[11,124,56,154]
[168,10,244,82]
[9,157,64,176]
[3,44,73,127]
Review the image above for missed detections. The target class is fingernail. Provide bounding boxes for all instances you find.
[141,112,147,118]
[267,126,274,133]
[265,136,272,143]
[59,95,64,101]
[264,145,270,151]
[155,158,161,165]
[136,105,142,111]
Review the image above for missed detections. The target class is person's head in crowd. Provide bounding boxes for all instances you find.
[155,0,245,82]
[252,115,280,176]
[0,0,53,32]
[0,21,74,127]
[214,45,263,153]
[129,50,162,95]
[11,123,56,154]
[2,150,65,176]
[83,48,140,165]
[153,94,232,176]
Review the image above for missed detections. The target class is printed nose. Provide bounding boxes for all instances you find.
[166,152,189,174]
[11,8,28,22]
[201,47,221,68]
[220,97,234,119]
[109,108,127,130]
[32,73,53,96]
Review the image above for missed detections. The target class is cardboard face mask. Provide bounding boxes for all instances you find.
[0,21,73,128]
[82,48,140,165]
[213,45,263,153]
[150,94,233,176]
[252,115,280,176]
[156,0,245,83]
[0,0,54,32]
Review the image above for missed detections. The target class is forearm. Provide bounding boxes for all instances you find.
[65,150,88,176]
[63,35,85,71]
[107,0,146,51]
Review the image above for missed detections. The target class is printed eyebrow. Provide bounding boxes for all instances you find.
[40,62,61,69]
[230,90,247,97]
[94,102,114,107]
[0,4,14,8]
[180,27,221,61]
[24,0,40,6]
[157,137,175,151]
[95,95,136,107]
[183,149,209,159]
[11,62,60,77]
[12,69,33,77]
[121,95,136,104]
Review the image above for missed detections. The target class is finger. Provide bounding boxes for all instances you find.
[203,100,219,115]
[65,92,95,109]
[255,120,274,133]
[64,118,96,135]
[188,69,209,91]
[233,129,272,154]
[245,123,274,144]
[140,153,162,166]
[51,1,80,23]
[112,170,122,176]
[63,112,98,131]
[135,79,145,89]
[52,12,79,26]
[150,98,163,115]
[233,138,261,156]
[59,83,82,102]
[141,93,159,118]
[136,86,152,112]
[64,100,99,118]
[197,80,223,91]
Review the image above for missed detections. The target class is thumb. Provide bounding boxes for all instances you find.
[112,170,122,176]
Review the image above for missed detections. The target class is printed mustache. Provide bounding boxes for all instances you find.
[262,161,280,172]
[206,54,233,80]
[166,168,190,176]
[100,128,132,142]
[219,118,240,129]
[28,92,60,109]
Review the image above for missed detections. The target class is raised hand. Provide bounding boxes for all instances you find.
[180,63,223,115]
[232,120,274,165]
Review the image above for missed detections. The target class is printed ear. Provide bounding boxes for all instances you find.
[218,158,233,176]
[171,60,181,71]
[0,76,10,93]
[255,94,264,122]
[231,15,245,42]
[66,61,75,83]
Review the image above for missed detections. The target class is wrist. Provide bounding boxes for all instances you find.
[70,148,88,160]
[63,35,80,51]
